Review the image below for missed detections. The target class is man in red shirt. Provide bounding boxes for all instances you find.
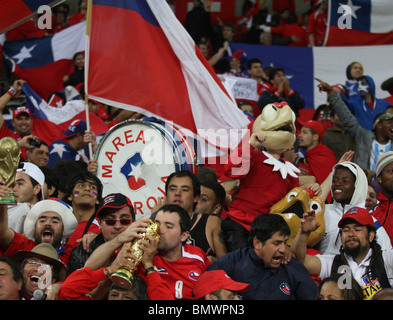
[297,119,337,189]
[139,204,210,300]
[308,0,328,46]
[0,181,78,265]
[63,171,103,248]
[79,204,209,300]
[0,79,50,159]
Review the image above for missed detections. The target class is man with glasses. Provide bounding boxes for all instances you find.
[67,193,138,273]
[12,242,68,300]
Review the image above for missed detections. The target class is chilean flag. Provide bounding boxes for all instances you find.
[0,0,63,34]
[228,41,393,118]
[3,21,85,100]
[120,152,147,191]
[86,0,249,152]
[22,83,109,146]
[325,0,393,46]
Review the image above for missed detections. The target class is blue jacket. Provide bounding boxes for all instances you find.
[207,247,318,300]
[343,75,390,131]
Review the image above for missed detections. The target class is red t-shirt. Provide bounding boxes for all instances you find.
[372,192,393,245]
[308,10,327,46]
[139,244,210,300]
[1,231,73,265]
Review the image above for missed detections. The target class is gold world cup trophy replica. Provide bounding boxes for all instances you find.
[111,221,160,289]
[0,137,21,204]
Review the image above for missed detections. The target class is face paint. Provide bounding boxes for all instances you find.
[92,191,98,198]
[73,190,80,197]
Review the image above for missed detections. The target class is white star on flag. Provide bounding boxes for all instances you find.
[339,0,362,19]
[129,162,143,182]
[12,45,37,64]
[50,143,67,158]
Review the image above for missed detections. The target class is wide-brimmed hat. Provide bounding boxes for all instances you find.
[12,243,68,282]
[23,198,78,240]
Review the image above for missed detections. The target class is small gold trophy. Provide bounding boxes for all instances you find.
[111,221,160,289]
[0,137,21,204]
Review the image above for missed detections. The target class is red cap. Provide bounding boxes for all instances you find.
[231,49,246,61]
[13,106,32,119]
[297,119,325,139]
[338,207,374,228]
[193,270,250,299]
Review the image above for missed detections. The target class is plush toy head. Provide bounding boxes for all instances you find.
[252,102,296,151]
[270,187,325,246]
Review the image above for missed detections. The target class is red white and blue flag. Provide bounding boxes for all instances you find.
[22,82,109,145]
[86,0,249,152]
[228,41,393,116]
[324,0,393,46]
[0,0,63,34]
[3,21,85,100]
[120,152,147,191]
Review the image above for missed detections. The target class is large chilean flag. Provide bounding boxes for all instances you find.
[86,0,249,151]
[325,0,393,46]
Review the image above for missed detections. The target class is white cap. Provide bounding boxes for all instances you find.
[17,162,45,199]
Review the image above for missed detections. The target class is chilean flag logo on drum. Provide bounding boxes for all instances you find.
[120,153,146,191]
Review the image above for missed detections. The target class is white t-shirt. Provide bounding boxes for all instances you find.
[317,249,393,300]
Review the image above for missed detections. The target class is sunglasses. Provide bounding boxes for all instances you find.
[103,218,132,226]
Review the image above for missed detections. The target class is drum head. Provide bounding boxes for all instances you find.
[95,119,195,219]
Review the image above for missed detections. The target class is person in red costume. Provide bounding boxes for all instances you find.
[219,102,300,252]
[297,119,337,192]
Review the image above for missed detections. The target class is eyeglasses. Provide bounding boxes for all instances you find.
[103,219,132,226]
[26,258,53,270]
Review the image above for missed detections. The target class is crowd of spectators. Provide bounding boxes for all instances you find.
[1,0,393,303]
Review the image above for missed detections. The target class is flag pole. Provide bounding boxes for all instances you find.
[84,0,93,159]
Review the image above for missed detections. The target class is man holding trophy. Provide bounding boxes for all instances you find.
[82,203,210,300]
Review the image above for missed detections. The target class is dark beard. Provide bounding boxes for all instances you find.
[343,244,361,259]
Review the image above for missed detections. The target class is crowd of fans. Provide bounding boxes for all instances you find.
[1,0,393,303]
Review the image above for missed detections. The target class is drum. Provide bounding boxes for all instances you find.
[95,119,197,220]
